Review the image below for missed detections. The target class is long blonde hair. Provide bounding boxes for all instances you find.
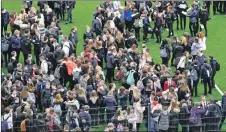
[181,36,188,46]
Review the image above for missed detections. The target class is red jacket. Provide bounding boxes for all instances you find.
[164,80,176,91]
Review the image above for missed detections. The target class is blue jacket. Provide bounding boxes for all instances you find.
[11,35,21,49]
[117,93,128,107]
[79,111,91,127]
[195,55,206,67]
[189,8,198,23]
[1,11,9,26]
[104,96,117,111]
[143,16,150,28]
[124,9,132,21]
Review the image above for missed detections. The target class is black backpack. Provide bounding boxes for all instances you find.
[216,61,220,71]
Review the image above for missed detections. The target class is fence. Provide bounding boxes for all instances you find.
[10,104,226,132]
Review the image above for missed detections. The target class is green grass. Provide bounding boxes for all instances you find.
[2,1,226,131]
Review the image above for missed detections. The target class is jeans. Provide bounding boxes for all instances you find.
[134,27,140,41]
[189,22,197,37]
[106,67,114,83]
[167,22,174,37]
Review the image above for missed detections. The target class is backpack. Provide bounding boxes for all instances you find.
[171,13,177,21]
[137,77,145,91]
[54,104,62,116]
[54,65,61,79]
[33,119,46,132]
[190,68,198,81]
[134,18,143,28]
[116,69,123,80]
[158,111,169,130]
[186,61,192,70]
[160,47,167,58]
[189,110,199,124]
[1,38,9,52]
[68,40,75,55]
[126,70,135,85]
[203,65,212,78]
[7,60,14,73]
[216,61,220,71]
[212,104,222,121]
[1,115,10,132]
[72,70,81,82]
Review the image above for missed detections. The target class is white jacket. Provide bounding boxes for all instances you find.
[2,113,13,129]
[133,102,145,123]
[199,37,206,51]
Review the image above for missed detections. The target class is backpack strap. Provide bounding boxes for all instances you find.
[3,114,11,121]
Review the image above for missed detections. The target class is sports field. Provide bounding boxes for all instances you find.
[2,1,226,131]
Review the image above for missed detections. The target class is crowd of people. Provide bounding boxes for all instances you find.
[1,0,226,132]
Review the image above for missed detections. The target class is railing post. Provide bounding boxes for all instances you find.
[12,111,14,132]
[68,110,71,132]
[148,103,151,132]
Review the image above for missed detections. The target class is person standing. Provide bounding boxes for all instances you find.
[21,30,32,65]
[1,9,9,36]
[177,1,188,30]
[93,14,102,37]
[160,39,172,67]
[200,60,212,95]
[209,56,218,88]
[142,10,150,43]
[11,30,21,62]
[166,6,176,38]
[106,49,115,83]
[188,4,198,37]
[200,9,209,37]
[219,90,226,130]
[69,26,79,56]
[123,4,133,32]
[132,9,141,41]
[65,0,75,24]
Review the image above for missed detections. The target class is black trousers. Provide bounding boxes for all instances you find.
[125,20,133,31]
[219,1,224,14]
[213,1,219,15]
[203,78,212,95]
[143,27,151,42]
[106,67,114,83]
[189,22,197,37]
[134,27,140,41]
[106,109,115,123]
[23,53,29,65]
[2,51,10,66]
[211,74,215,88]
[219,116,226,130]
[99,107,105,124]
[155,27,162,43]
[224,2,226,14]
[180,15,186,30]
[1,24,7,36]
[55,8,61,19]
[169,127,178,132]
[176,13,179,30]
[200,22,208,36]
[167,22,174,37]
[162,58,169,67]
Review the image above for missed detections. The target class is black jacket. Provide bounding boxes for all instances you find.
[210,58,217,76]
[200,10,209,23]
[174,44,184,58]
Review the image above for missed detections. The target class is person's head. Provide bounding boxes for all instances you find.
[209,97,215,104]
[45,81,50,89]
[72,26,77,32]
[198,32,205,39]
[14,30,20,37]
[11,51,17,57]
[107,123,115,131]
[86,25,90,32]
[181,36,187,46]
[39,55,45,62]
[167,6,173,12]
[90,90,97,97]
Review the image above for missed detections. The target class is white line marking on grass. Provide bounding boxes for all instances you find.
[215,84,224,96]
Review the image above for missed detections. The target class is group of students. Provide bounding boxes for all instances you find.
[1,1,225,132]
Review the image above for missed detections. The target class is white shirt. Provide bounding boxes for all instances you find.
[199,37,206,51]
[62,42,70,57]
[177,56,186,69]
[2,113,13,129]
[112,1,121,10]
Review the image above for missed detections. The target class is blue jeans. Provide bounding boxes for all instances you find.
[67,8,73,22]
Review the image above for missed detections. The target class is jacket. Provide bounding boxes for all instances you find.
[222,95,226,116]
[163,80,176,91]
[200,63,212,79]
[106,53,115,68]
[124,9,132,21]
[210,58,217,76]
[78,111,91,127]
[191,42,202,55]
[11,35,21,49]
[41,60,48,74]
[189,8,198,23]
[93,18,102,34]
[42,89,51,104]
[1,11,10,26]
[134,102,145,123]
[195,54,206,67]
[54,49,65,62]
[104,96,117,111]
[117,93,128,107]
[200,10,209,23]
[69,31,78,45]
[169,108,180,127]
[21,36,32,54]
[2,113,13,129]
[190,106,205,126]
[174,44,184,58]
[179,106,190,126]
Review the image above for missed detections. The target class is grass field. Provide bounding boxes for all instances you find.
[2,1,226,131]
